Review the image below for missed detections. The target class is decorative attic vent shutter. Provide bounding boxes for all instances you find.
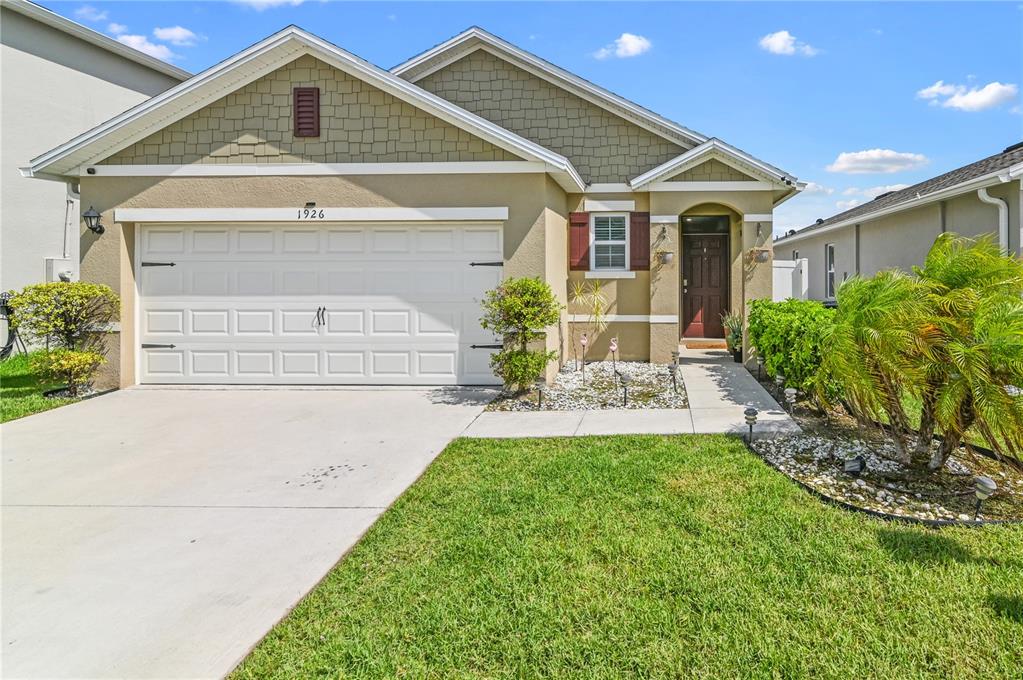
[293,87,320,137]
[569,212,589,271]
[630,212,650,270]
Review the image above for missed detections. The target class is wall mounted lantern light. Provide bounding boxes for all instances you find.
[658,251,674,265]
[83,206,104,235]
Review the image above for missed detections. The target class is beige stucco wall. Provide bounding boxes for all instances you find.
[668,159,756,182]
[78,172,556,387]
[778,181,1023,302]
[104,55,518,165]
[1,6,182,296]
[416,50,687,184]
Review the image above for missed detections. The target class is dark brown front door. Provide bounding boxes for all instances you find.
[682,234,728,338]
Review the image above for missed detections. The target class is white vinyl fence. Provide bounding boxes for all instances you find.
[773,258,809,301]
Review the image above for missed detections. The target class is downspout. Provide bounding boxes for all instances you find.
[977,187,1008,253]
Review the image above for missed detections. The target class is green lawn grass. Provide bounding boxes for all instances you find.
[0,352,74,423]
[234,435,1023,678]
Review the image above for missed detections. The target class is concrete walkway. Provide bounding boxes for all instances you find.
[463,349,798,438]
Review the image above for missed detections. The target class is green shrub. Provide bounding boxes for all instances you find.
[480,277,562,391]
[31,348,105,397]
[8,282,119,352]
[747,299,836,394]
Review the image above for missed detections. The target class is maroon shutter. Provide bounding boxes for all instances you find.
[630,212,650,270]
[293,87,320,137]
[569,212,589,271]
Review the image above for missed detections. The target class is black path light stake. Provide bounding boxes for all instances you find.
[619,372,632,407]
[670,350,680,393]
[973,476,997,520]
[843,455,866,477]
[744,407,758,443]
[774,373,785,399]
[756,355,764,381]
[534,378,545,409]
[784,387,797,412]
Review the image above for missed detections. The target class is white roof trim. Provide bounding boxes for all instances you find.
[630,138,800,189]
[26,26,585,192]
[776,169,1014,245]
[114,206,510,223]
[3,0,190,81]
[392,27,708,148]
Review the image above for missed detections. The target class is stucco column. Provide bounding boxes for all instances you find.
[649,214,680,363]
[741,214,773,363]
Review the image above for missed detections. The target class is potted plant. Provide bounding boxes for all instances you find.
[721,311,743,362]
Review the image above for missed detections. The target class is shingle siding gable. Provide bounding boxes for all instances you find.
[102,55,520,165]
[417,50,686,184]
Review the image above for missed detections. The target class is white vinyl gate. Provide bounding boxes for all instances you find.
[137,223,503,385]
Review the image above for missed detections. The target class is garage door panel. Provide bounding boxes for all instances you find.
[139,223,503,385]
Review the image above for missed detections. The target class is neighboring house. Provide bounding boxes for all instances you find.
[1,0,187,296]
[22,26,802,387]
[776,143,1023,301]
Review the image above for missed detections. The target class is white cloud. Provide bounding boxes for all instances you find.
[802,182,833,195]
[826,149,929,174]
[153,26,200,46]
[758,30,818,57]
[232,0,305,10]
[843,184,910,199]
[117,34,175,61]
[594,33,652,59]
[74,5,108,22]
[107,22,128,35]
[917,80,1019,111]
[836,199,861,211]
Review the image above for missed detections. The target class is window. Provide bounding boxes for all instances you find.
[825,243,836,299]
[591,213,628,270]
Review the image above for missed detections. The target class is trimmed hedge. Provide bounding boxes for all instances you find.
[747,299,835,394]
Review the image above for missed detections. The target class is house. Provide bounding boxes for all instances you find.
[776,143,1023,301]
[1,0,187,297]
[22,26,802,387]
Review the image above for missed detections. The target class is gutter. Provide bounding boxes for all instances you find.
[977,187,1009,252]
[777,169,1013,246]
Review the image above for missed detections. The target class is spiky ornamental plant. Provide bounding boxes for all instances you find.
[912,233,1023,468]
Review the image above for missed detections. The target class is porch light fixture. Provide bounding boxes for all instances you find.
[973,476,997,519]
[843,455,866,477]
[658,251,674,265]
[744,407,758,443]
[83,206,104,235]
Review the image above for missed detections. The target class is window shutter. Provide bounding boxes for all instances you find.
[293,87,320,137]
[568,212,589,271]
[630,212,650,270]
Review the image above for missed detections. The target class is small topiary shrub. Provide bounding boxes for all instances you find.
[8,282,119,352]
[480,277,561,392]
[31,348,105,397]
[747,298,836,394]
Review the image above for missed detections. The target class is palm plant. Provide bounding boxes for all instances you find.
[823,233,1023,471]
[569,279,608,371]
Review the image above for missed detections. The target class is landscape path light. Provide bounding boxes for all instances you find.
[784,387,797,412]
[973,476,997,520]
[619,372,632,407]
[774,373,785,399]
[744,407,758,443]
[534,378,546,409]
[843,455,866,477]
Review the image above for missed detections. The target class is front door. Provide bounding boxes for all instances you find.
[682,234,728,338]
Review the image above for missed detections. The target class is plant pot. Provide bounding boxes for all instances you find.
[731,347,743,363]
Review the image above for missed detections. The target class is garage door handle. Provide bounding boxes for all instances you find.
[141,261,176,267]
[141,343,176,349]
[469,261,503,267]
[470,344,503,349]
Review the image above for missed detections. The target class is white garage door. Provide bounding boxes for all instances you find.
[137,223,503,385]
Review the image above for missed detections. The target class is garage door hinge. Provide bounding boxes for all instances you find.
[141,261,176,267]
[141,343,176,349]
[469,261,503,267]
[470,344,503,349]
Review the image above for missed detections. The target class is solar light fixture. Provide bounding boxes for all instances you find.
[756,356,764,380]
[83,206,104,234]
[843,455,866,477]
[973,476,997,519]
[534,378,545,409]
[784,387,797,411]
[744,407,758,443]
[619,372,632,406]
[774,373,785,398]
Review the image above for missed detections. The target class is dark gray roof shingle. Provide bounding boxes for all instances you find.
[779,143,1023,241]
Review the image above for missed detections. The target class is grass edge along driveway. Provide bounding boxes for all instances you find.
[235,435,1023,678]
[0,352,75,423]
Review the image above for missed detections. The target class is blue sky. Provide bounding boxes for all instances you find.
[44,1,1022,234]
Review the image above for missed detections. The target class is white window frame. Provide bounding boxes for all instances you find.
[825,243,836,299]
[589,212,630,272]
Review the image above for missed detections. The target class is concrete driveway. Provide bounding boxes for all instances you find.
[2,387,490,679]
